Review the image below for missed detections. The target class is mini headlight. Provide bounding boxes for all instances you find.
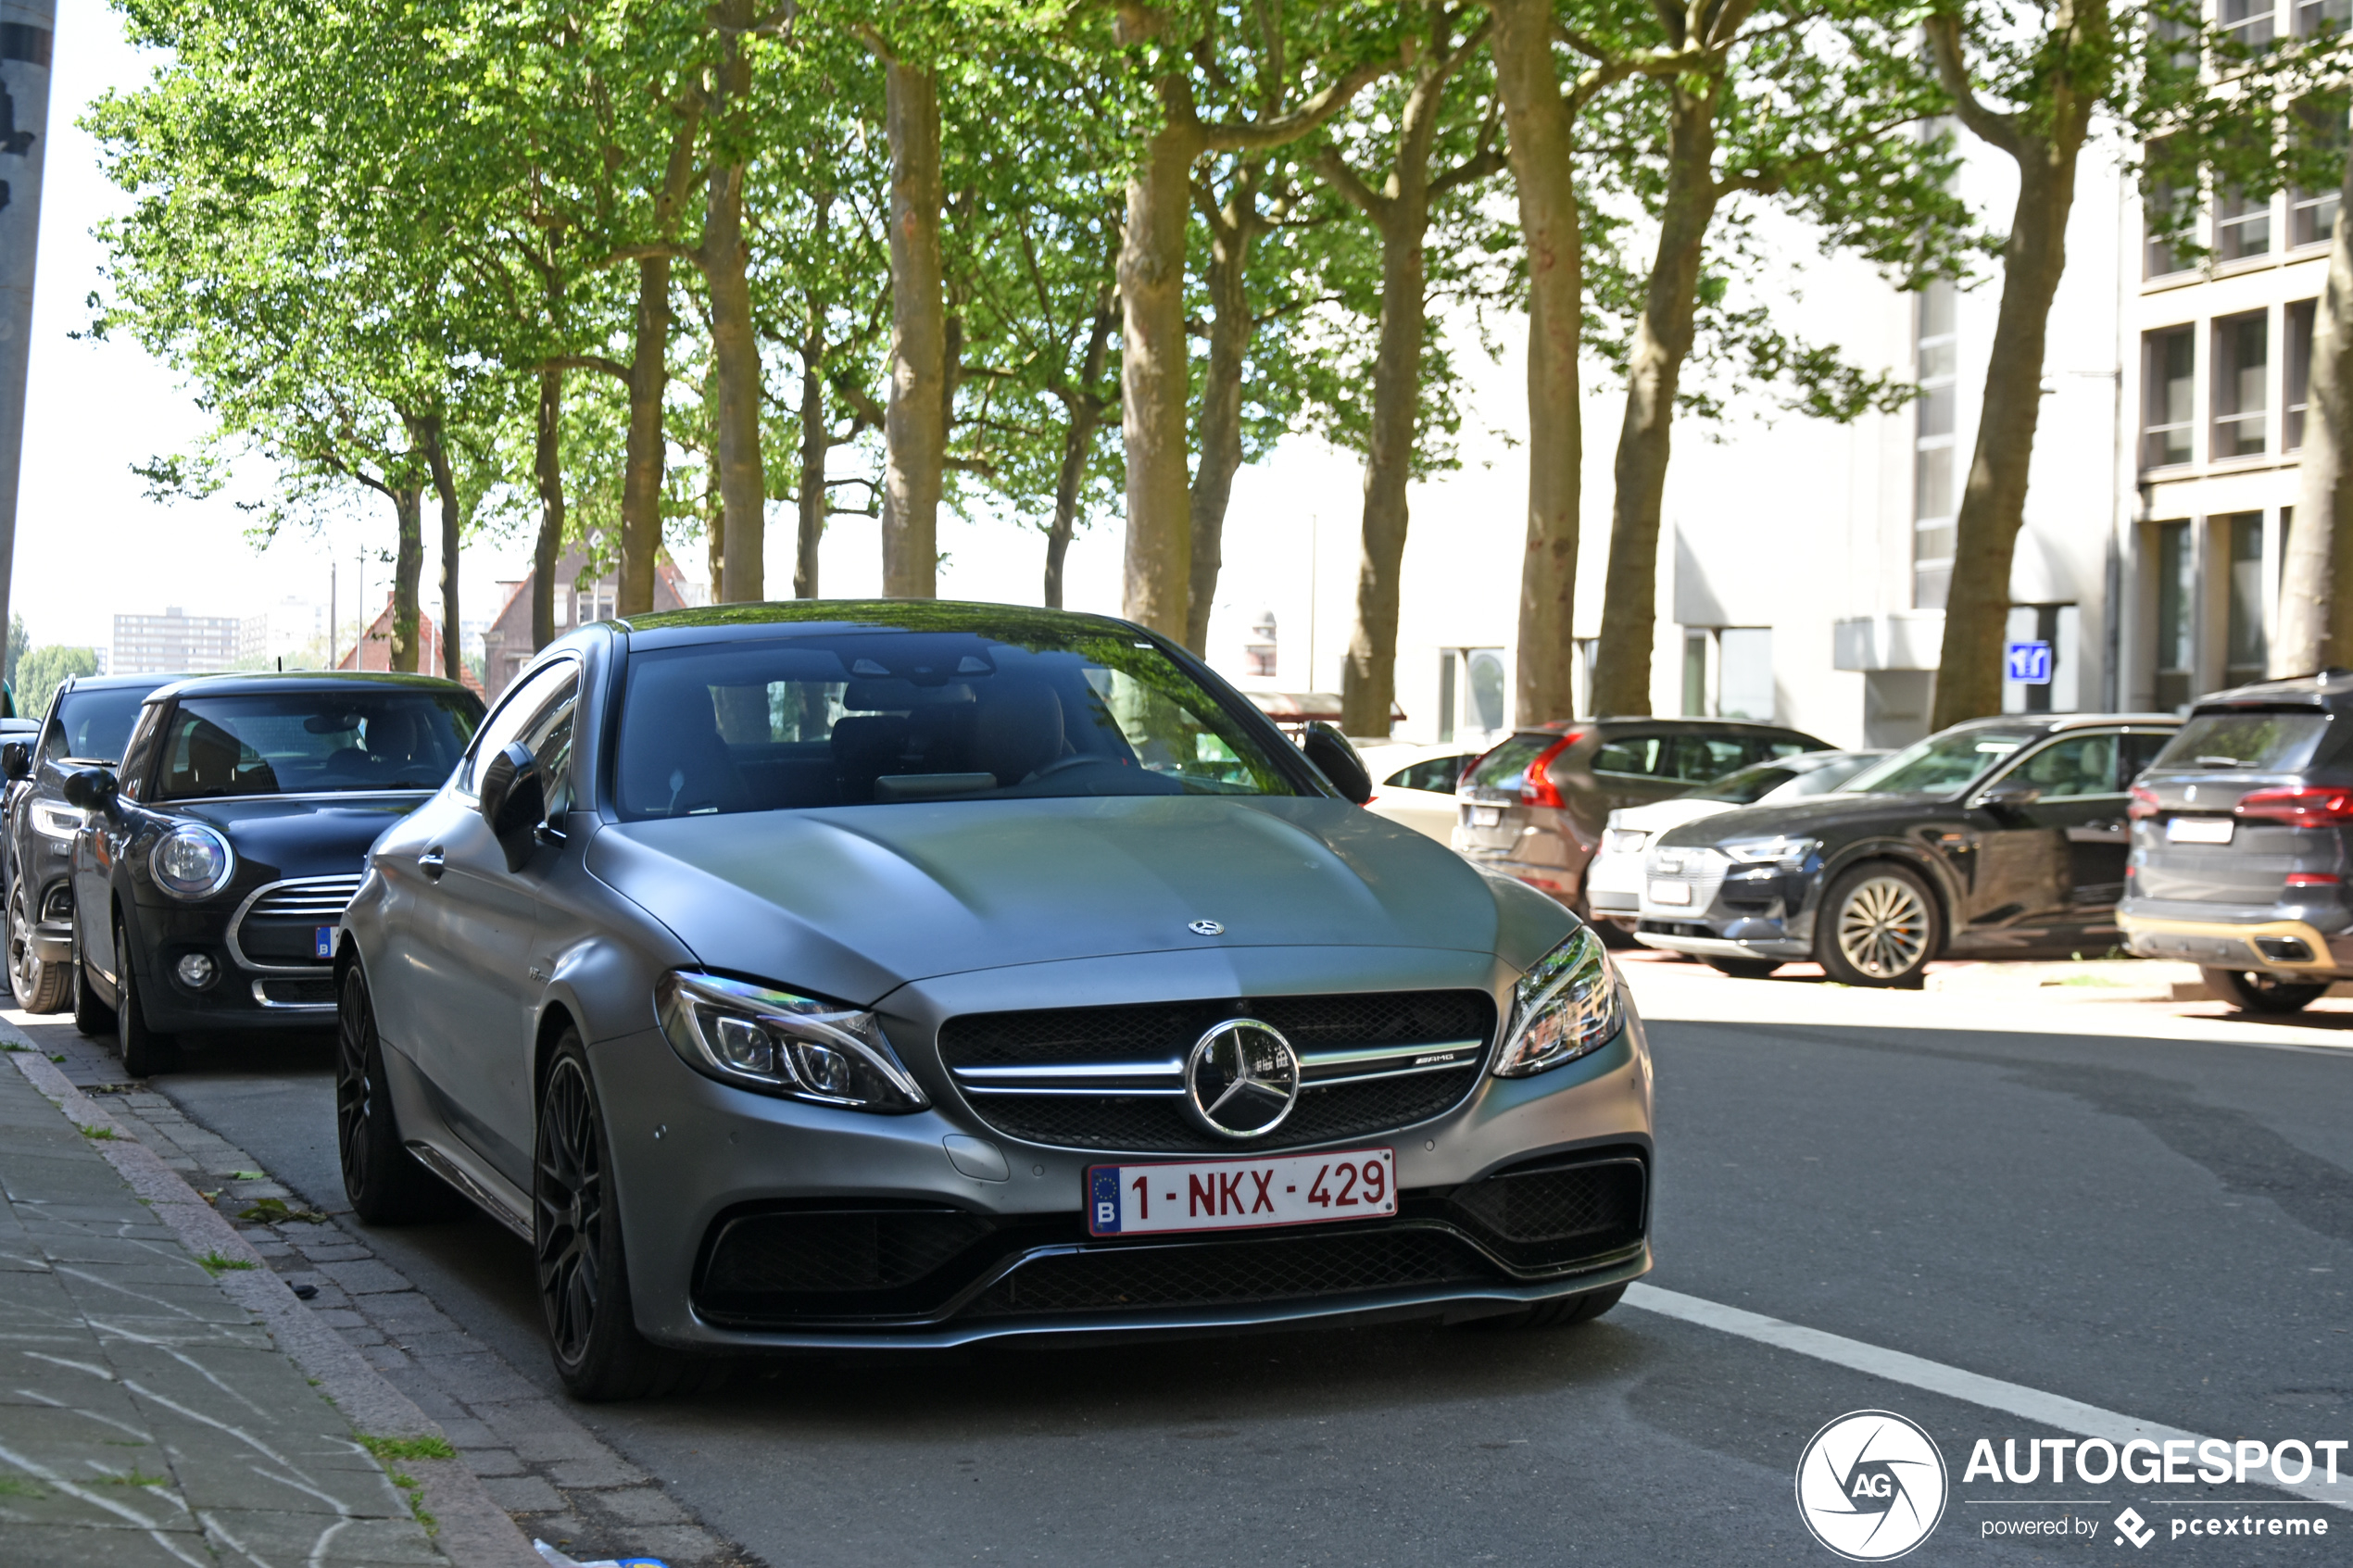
[150,825,235,899]
[31,803,86,841]
[1492,926,1624,1078]
[655,971,928,1111]
[1719,834,1818,865]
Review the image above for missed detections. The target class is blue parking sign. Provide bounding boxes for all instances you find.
[2005,640,2052,684]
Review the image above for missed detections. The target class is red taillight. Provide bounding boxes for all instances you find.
[2127,784,2160,820]
[1522,733,1582,809]
[2234,785,2353,826]
[2286,872,2342,886]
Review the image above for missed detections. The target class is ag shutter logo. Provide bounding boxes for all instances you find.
[1795,1410,1950,1562]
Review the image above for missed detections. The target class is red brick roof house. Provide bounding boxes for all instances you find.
[335,598,484,695]
[478,544,696,704]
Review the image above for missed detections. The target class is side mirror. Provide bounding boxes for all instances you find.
[1,741,29,782]
[1975,781,2041,810]
[477,742,547,872]
[1302,721,1373,806]
[61,767,118,812]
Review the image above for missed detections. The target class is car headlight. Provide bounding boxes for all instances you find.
[1719,834,1818,865]
[149,824,235,899]
[656,971,928,1111]
[1492,926,1624,1078]
[31,802,85,841]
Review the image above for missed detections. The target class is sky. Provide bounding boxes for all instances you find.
[10,1,1536,685]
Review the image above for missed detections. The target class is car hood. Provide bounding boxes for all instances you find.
[1609,798,1734,834]
[590,795,1558,1001]
[1654,791,1947,848]
[181,793,432,881]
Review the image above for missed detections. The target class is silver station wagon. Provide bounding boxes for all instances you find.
[333,603,1655,1398]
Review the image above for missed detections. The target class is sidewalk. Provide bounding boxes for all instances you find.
[0,1030,537,1568]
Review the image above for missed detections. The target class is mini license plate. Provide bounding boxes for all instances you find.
[315,925,337,959]
[1087,1148,1396,1236]
[1471,805,1503,828]
[2166,816,2234,845]
[1648,880,1693,906]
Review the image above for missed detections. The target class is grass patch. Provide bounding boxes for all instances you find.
[239,1196,329,1224]
[226,1170,266,1181]
[0,1475,44,1498]
[78,1124,119,1141]
[359,1435,457,1462]
[195,1250,255,1273]
[47,1053,64,1063]
[0,1038,25,1052]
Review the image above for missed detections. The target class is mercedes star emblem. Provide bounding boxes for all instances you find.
[1188,919,1224,935]
[1182,1019,1301,1139]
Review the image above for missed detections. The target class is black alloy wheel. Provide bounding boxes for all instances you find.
[534,1033,700,1400]
[1705,956,1782,980]
[70,923,114,1037]
[1460,1283,1627,1332]
[113,920,178,1078]
[1816,863,1943,988]
[7,884,68,1012]
[335,964,457,1224]
[2201,966,2333,1015]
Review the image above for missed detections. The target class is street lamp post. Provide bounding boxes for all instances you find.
[0,0,53,687]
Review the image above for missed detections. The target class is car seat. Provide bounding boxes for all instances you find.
[975,684,1065,784]
[620,695,751,816]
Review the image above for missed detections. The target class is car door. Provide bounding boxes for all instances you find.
[1966,730,2130,935]
[394,659,578,1186]
[68,701,165,997]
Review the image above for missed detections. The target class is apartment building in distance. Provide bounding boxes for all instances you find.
[111,607,242,674]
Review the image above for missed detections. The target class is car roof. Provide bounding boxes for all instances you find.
[2186,669,2353,709]
[138,670,479,705]
[618,598,1143,649]
[59,671,195,694]
[1941,712,2180,733]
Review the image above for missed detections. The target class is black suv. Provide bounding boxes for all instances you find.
[1638,714,2179,985]
[2118,672,2353,1012]
[4,673,184,1011]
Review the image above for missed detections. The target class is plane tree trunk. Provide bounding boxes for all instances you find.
[534,370,564,650]
[2276,140,2353,674]
[875,52,946,598]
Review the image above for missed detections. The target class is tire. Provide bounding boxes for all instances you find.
[113,920,178,1078]
[7,883,69,1013]
[335,963,459,1224]
[535,1033,701,1400]
[1461,1284,1627,1332]
[1705,957,1782,980]
[70,929,115,1037]
[1816,863,1943,988]
[2201,966,2332,1015]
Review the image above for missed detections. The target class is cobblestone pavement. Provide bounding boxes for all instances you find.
[6,1009,758,1568]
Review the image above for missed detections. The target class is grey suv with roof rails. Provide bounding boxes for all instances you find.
[2118,671,2353,1012]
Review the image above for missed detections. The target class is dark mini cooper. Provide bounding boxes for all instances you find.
[60,671,483,1074]
[2119,672,2353,1013]
[1634,714,2179,985]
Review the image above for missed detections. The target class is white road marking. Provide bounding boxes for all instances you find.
[1624,1284,2353,1510]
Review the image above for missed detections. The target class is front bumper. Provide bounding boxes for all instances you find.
[592,987,1655,1351]
[2116,902,2353,976]
[130,897,338,1031]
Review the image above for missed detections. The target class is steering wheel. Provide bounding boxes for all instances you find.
[1027,753,1112,781]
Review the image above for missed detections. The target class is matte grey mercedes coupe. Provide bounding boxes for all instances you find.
[335,603,1654,1399]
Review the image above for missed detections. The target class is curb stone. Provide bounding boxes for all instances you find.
[2,1019,543,1568]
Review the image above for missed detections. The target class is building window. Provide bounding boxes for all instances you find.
[2212,311,2270,458]
[2144,145,2191,279]
[2288,298,2316,449]
[1681,632,1708,717]
[1717,629,1774,721]
[2155,520,2196,712]
[2292,94,2347,245]
[2224,513,2269,688]
[2214,183,2273,261]
[1914,279,1958,610]
[2143,326,2196,467]
[2221,0,2278,47]
[2296,0,2348,33]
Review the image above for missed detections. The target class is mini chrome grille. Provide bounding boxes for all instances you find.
[229,875,364,973]
[245,875,365,920]
[937,990,1495,1153]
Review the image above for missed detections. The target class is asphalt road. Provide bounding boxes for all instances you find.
[66,1002,2353,1565]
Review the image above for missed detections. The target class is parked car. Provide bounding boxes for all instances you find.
[1583,749,1884,937]
[1357,742,1471,843]
[333,602,1654,1398]
[1453,719,1831,920]
[4,674,186,1012]
[1635,714,2179,985]
[60,671,484,1075]
[2118,673,2353,1013]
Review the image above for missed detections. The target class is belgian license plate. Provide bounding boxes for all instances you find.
[1087,1148,1396,1236]
[2167,816,2233,845]
[1648,880,1692,906]
[315,925,337,959]
[1471,805,1503,828]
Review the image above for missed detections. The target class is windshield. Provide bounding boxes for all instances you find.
[153,690,483,800]
[43,687,153,765]
[1840,729,2041,796]
[612,630,1302,818]
[2150,709,2330,773]
[1689,761,1799,804]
